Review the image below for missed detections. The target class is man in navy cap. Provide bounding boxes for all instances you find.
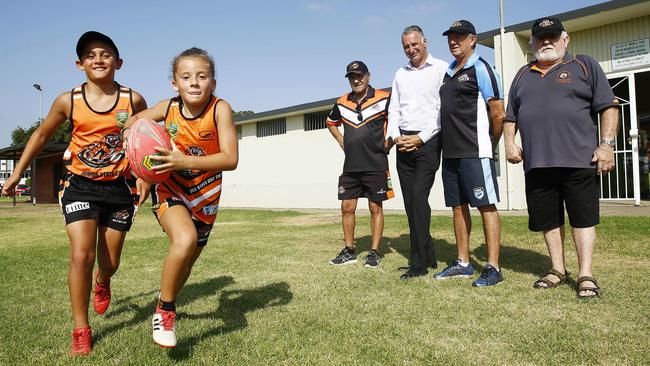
[504,17,619,298]
[326,61,393,268]
[435,20,505,286]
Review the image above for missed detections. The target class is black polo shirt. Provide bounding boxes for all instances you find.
[440,52,502,158]
[327,86,391,172]
[505,53,618,173]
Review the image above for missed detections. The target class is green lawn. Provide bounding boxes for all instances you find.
[0,203,648,365]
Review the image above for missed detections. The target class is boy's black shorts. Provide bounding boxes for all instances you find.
[59,173,137,232]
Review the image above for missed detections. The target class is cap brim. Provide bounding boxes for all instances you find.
[442,29,473,36]
[532,29,563,38]
[345,71,365,78]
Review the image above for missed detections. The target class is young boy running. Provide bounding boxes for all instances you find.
[1,31,147,355]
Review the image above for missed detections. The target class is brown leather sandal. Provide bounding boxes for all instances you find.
[533,268,568,289]
[576,276,601,299]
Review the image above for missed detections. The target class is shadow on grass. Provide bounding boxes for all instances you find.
[94,275,235,345]
[472,243,551,277]
[168,282,293,361]
[372,232,550,277]
[356,234,465,270]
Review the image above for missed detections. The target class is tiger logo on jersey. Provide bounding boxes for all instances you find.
[177,146,207,179]
[77,133,125,168]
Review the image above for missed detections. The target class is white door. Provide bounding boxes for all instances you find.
[602,73,640,205]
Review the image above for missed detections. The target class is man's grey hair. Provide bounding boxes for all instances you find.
[403,25,425,38]
[530,31,569,46]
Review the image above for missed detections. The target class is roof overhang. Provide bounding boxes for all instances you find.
[0,144,68,161]
[234,87,392,125]
[478,0,650,48]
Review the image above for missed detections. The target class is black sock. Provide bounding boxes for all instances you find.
[160,301,176,312]
[346,246,355,254]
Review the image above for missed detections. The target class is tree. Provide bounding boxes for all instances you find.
[233,110,254,119]
[11,120,71,146]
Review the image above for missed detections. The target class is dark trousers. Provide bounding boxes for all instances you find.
[396,133,442,269]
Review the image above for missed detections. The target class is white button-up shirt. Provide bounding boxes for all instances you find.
[387,54,448,144]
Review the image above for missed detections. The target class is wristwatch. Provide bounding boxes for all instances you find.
[599,138,616,148]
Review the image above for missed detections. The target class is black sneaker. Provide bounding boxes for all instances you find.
[399,267,428,280]
[364,250,381,268]
[329,247,357,265]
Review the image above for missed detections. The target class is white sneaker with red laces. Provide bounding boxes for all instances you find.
[152,307,177,348]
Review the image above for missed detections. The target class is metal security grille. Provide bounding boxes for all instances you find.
[256,118,286,137]
[600,75,638,201]
[304,111,328,131]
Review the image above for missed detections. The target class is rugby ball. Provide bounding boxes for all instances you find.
[125,118,172,184]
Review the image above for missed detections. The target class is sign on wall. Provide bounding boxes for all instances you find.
[611,39,650,70]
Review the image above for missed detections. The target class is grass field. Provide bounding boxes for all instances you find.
[0,202,648,365]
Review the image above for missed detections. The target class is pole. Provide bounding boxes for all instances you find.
[39,89,42,125]
[498,0,512,210]
[31,84,43,204]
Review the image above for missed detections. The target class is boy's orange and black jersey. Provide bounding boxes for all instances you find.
[327,86,390,172]
[151,95,222,224]
[64,82,133,181]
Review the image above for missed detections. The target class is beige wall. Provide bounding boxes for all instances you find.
[221,113,515,211]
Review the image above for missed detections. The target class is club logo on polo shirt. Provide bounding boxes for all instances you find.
[458,74,470,82]
[556,71,571,84]
[473,187,485,200]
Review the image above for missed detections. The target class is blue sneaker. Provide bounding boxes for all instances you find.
[433,259,474,279]
[472,264,503,287]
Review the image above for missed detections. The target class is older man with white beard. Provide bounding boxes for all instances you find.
[504,17,619,299]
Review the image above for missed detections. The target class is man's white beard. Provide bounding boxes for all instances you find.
[535,47,565,62]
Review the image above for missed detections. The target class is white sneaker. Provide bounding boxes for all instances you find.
[152,307,177,348]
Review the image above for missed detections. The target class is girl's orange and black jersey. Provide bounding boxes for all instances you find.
[152,95,222,224]
[326,86,390,173]
[64,82,133,181]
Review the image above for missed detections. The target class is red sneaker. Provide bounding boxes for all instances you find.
[93,270,111,315]
[71,327,92,356]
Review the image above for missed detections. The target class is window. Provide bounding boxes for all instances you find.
[236,125,242,140]
[304,111,328,131]
[256,118,286,137]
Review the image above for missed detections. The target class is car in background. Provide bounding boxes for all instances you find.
[14,184,30,196]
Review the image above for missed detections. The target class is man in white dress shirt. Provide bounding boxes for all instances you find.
[387,25,448,279]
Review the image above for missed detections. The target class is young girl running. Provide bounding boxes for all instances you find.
[123,47,238,348]
[1,31,147,355]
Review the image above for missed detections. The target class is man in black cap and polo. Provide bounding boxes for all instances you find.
[326,61,393,268]
[504,17,620,298]
[435,20,505,286]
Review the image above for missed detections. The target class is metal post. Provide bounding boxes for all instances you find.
[12,151,16,207]
[498,0,512,210]
[32,84,43,204]
[629,73,640,206]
